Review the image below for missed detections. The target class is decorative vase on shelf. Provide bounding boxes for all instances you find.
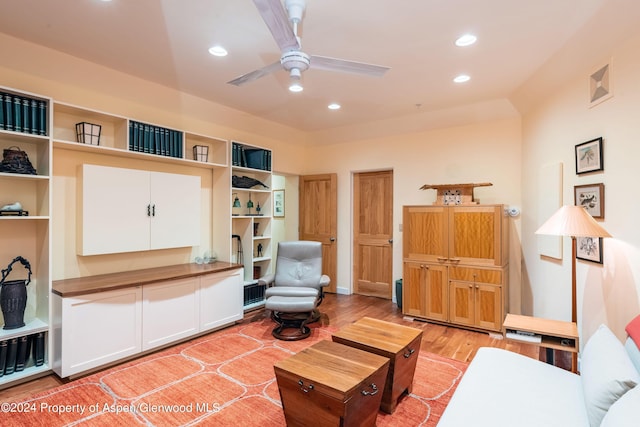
[0,256,32,330]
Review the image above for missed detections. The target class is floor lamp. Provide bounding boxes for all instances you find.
[536,205,611,368]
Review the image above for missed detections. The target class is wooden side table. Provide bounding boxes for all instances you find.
[332,317,423,413]
[274,340,390,427]
[503,313,579,373]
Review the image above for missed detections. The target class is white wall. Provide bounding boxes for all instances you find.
[271,174,300,261]
[303,118,523,306]
[520,28,640,344]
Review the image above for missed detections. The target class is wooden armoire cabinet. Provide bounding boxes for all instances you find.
[402,205,509,332]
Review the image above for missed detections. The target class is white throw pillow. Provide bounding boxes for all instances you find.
[581,324,640,427]
[625,337,640,373]
[600,385,640,427]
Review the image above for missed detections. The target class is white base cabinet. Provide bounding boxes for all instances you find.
[199,269,244,331]
[52,267,243,378]
[142,278,200,351]
[52,287,143,378]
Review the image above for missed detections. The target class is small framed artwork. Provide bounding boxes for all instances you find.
[576,237,603,264]
[575,137,603,174]
[273,189,285,218]
[574,183,604,219]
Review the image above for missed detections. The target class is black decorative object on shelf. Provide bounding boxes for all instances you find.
[0,256,32,330]
[76,122,101,145]
[0,146,37,175]
[232,175,268,189]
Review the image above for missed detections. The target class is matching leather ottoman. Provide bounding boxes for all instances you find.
[274,340,389,427]
[332,317,423,414]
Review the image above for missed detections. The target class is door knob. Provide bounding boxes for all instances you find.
[388,239,393,244]
[330,237,336,242]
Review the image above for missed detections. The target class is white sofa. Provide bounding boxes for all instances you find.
[438,324,640,427]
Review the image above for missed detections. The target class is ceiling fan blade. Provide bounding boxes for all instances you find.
[310,55,390,77]
[252,0,300,52]
[227,61,282,86]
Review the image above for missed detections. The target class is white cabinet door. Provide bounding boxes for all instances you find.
[199,269,243,332]
[78,165,150,255]
[55,287,142,378]
[149,171,201,250]
[78,165,201,255]
[142,278,200,351]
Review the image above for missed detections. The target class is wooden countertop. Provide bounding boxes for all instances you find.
[52,261,242,298]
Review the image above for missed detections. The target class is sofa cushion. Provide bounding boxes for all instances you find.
[581,324,640,427]
[600,384,640,427]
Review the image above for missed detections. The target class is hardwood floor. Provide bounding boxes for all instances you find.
[0,293,541,402]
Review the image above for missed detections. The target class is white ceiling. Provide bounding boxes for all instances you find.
[0,0,631,134]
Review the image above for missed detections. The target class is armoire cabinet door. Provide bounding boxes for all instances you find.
[402,206,448,262]
[448,205,504,266]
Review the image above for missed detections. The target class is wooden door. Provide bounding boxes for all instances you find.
[299,174,337,293]
[353,170,393,298]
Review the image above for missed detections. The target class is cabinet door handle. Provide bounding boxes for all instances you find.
[436,257,448,262]
[147,204,151,217]
[449,258,461,263]
[152,204,156,217]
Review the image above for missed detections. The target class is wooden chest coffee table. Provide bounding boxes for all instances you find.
[332,317,423,413]
[274,340,390,427]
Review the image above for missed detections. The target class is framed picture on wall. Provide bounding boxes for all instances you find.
[576,237,603,264]
[575,137,603,174]
[273,189,285,218]
[574,183,604,219]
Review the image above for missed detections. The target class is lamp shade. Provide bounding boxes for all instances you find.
[535,205,611,238]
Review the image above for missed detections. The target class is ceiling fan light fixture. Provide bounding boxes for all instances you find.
[328,103,341,110]
[288,68,303,92]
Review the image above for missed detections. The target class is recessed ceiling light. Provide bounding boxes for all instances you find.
[455,34,477,47]
[453,74,470,83]
[208,45,228,57]
[328,103,341,110]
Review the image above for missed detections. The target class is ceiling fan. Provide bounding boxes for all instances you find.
[227,0,391,92]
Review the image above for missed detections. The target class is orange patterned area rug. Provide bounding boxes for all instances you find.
[3,318,467,426]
